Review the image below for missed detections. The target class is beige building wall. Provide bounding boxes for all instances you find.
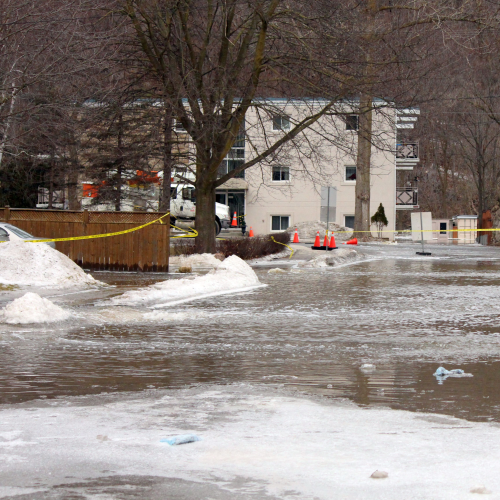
[232,100,396,238]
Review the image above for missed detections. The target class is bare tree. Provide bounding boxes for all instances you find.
[120,0,359,252]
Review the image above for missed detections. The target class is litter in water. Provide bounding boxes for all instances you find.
[160,434,201,446]
[433,366,473,384]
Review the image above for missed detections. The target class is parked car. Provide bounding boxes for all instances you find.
[0,223,56,248]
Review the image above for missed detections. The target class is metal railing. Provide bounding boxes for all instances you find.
[396,187,418,206]
[396,142,419,160]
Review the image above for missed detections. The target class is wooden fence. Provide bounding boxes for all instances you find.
[0,208,170,271]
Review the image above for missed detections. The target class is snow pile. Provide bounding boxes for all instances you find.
[286,221,353,242]
[0,292,70,324]
[169,253,223,270]
[298,248,364,268]
[108,255,263,308]
[0,240,99,288]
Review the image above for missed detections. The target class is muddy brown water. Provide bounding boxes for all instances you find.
[1,244,500,422]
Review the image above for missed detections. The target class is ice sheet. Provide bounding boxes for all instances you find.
[1,385,500,499]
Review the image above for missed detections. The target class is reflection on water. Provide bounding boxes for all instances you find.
[2,247,500,423]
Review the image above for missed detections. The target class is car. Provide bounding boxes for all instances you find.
[0,223,56,248]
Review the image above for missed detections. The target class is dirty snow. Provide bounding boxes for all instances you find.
[169,252,223,270]
[297,248,364,268]
[108,255,263,308]
[286,220,353,241]
[0,240,99,288]
[2,385,500,499]
[0,292,70,324]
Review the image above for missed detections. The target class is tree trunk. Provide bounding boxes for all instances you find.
[160,103,173,212]
[194,153,217,253]
[48,161,54,209]
[115,110,123,212]
[67,144,80,210]
[353,93,373,239]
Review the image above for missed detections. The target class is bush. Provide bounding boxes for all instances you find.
[170,232,291,260]
[217,231,290,260]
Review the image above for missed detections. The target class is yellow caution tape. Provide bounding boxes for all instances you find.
[271,236,294,259]
[325,228,498,233]
[5,212,198,244]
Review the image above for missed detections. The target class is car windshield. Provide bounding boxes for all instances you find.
[5,224,35,239]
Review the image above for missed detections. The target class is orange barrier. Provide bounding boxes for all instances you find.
[249,227,254,237]
[312,231,321,248]
[231,212,238,227]
[323,231,329,247]
[328,232,338,250]
[292,228,300,243]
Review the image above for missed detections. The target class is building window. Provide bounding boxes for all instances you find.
[271,215,290,231]
[344,115,359,131]
[344,215,355,228]
[440,222,447,234]
[175,120,186,132]
[272,115,290,131]
[218,122,246,179]
[272,166,290,181]
[345,165,356,182]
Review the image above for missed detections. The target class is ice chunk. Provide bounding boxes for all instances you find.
[370,470,388,479]
[0,240,100,288]
[0,292,70,324]
[470,485,492,494]
[360,364,376,373]
[108,255,263,308]
[160,434,201,446]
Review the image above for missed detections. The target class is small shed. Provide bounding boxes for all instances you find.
[451,215,477,244]
[432,219,450,242]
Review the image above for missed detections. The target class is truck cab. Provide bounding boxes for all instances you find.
[170,184,231,235]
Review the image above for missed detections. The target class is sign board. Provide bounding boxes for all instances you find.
[411,212,432,242]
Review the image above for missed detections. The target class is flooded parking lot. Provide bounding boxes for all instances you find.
[1,243,500,422]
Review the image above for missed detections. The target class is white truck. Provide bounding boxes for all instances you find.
[170,183,231,236]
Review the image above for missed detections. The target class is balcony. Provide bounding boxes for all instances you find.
[396,142,419,170]
[396,187,418,210]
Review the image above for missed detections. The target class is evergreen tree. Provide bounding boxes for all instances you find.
[371,203,388,238]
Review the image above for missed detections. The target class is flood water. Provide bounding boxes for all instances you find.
[2,243,500,423]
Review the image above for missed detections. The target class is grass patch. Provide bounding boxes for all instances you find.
[171,232,290,260]
[0,284,17,291]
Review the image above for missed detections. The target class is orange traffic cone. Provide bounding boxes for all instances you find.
[292,228,300,243]
[328,232,338,250]
[312,231,321,248]
[249,227,254,237]
[231,212,238,227]
[323,231,329,247]
[346,237,358,245]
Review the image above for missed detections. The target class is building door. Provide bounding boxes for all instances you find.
[228,191,245,227]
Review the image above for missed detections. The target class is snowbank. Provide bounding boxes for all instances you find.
[0,292,70,324]
[3,385,500,499]
[286,220,353,242]
[169,253,223,270]
[298,248,364,268]
[0,240,99,288]
[108,255,263,308]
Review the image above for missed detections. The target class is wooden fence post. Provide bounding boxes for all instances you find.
[4,205,10,221]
